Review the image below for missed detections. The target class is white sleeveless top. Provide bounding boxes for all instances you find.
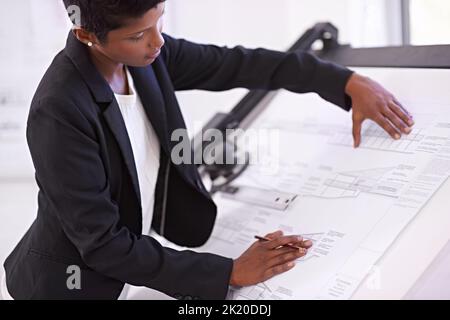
[114,67,161,299]
[114,67,161,236]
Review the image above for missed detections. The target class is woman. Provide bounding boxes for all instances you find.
[2,0,414,300]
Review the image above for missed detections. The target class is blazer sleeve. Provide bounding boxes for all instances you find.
[26,96,233,300]
[161,33,354,111]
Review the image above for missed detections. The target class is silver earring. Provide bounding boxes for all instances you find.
[87,41,93,47]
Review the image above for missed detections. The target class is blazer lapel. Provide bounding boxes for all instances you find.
[128,66,170,155]
[64,31,142,205]
[127,65,204,196]
[103,101,142,205]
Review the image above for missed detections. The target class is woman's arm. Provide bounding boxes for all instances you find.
[161,34,353,111]
[161,34,414,148]
[26,96,233,300]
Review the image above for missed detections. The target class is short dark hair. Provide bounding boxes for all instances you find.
[63,0,166,43]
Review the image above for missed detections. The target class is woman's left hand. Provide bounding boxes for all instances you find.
[345,73,415,148]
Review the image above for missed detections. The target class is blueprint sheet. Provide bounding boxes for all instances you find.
[152,68,450,300]
[212,102,450,299]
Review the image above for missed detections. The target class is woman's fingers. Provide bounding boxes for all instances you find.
[289,238,313,249]
[374,116,401,140]
[268,245,305,258]
[393,99,415,125]
[264,235,302,250]
[382,105,411,135]
[264,230,283,239]
[268,247,307,265]
[261,232,313,251]
[263,261,297,280]
[388,101,414,129]
[302,239,313,248]
[256,234,313,283]
[352,116,363,148]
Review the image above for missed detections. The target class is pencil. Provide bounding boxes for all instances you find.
[254,235,302,250]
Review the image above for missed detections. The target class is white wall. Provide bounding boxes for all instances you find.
[164,0,400,134]
[410,0,450,45]
[0,0,71,180]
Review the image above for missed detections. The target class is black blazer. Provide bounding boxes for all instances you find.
[4,31,353,300]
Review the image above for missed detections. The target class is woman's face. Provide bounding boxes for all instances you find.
[92,2,166,67]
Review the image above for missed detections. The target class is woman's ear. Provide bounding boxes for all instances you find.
[72,27,97,47]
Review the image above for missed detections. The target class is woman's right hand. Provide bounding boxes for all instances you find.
[229,230,312,287]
